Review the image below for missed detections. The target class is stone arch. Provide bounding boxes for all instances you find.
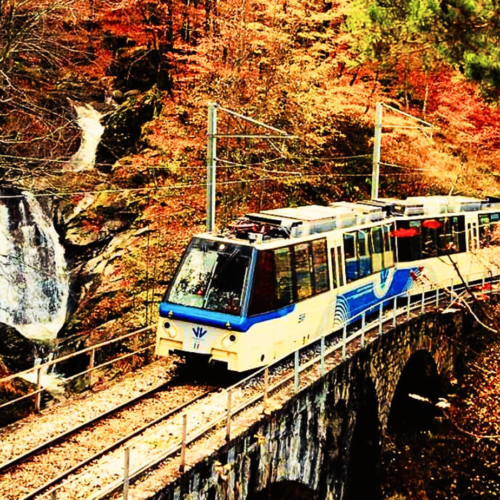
[343,375,382,500]
[387,349,442,433]
[248,481,317,500]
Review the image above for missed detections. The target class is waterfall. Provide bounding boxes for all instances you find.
[0,191,69,341]
[68,103,105,171]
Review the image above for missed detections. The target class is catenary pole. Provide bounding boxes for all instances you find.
[207,103,217,233]
[371,102,383,200]
[205,103,296,231]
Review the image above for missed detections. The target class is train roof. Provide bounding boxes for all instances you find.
[221,195,500,243]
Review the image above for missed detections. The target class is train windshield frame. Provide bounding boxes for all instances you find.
[166,237,253,316]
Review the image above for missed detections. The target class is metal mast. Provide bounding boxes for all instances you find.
[371,103,383,200]
[206,103,217,233]
[371,102,434,200]
[205,103,296,233]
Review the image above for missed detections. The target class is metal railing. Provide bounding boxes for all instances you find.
[46,270,498,500]
[0,325,156,414]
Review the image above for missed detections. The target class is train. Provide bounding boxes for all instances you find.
[155,195,500,372]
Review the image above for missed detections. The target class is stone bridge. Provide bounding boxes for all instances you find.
[149,308,472,500]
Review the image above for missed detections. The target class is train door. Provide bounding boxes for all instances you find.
[467,218,479,251]
[330,245,345,290]
[330,243,344,330]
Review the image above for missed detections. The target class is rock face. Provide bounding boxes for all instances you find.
[0,323,36,373]
[96,87,162,168]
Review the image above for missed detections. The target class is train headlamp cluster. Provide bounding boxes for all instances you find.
[163,321,178,338]
[222,334,237,348]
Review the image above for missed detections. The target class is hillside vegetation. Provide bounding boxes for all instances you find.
[1,0,500,339]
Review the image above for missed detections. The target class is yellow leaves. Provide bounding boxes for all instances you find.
[214,461,232,482]
[254,432,267,445]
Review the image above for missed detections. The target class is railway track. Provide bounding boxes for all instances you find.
[0,290,462,500]
[0,373,220,500]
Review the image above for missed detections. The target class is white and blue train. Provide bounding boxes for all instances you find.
[156,196,500,371]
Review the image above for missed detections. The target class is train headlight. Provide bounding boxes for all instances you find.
[222,334,237,348]
[163,321,178,338]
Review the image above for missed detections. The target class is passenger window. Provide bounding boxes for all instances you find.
[393,221,422,262]
[422,219,440,258]
[357,230,372,278]
[455,216,466,252]
[294,243,314,300]
[383,224,394,267]
[371,226,384,273]
[248,250,277,316]
[479,213,500,247]
[344,232,358,283]
[383,224,392,252]
[275,247,294,307]
[344,232,355,259]
[312,239,329,293]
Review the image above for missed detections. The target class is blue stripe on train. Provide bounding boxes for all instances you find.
[339,267,415,320]
[159,302,296,332]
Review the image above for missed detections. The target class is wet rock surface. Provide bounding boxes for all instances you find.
[0,324,36,373]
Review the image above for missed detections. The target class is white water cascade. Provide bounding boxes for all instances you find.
[68,103,105,171]
[0,191,69,342]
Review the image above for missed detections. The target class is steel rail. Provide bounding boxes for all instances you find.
[0,377,172,474]
[8,272,498,500]
[18,386,219,500]
[43,276,500,500]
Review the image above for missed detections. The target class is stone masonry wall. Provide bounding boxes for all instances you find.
[149,309,467,500]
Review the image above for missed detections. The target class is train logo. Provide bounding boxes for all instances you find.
[192,326,208,339]
[373,267,395,298]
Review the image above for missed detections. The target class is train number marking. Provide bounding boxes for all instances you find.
[298,313,306,323]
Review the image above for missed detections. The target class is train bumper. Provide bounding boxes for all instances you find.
[155,321,241,370]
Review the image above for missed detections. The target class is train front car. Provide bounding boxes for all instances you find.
[156,236,255,371]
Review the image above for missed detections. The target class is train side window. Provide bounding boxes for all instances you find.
[274,246,294,307]
[312,239,329,293]
[383,224,394,267]
[293,243,314,300]
[491,214,500,244]
[357,230,372,278]
[437,218,452,255]
[248,250,277,316]
[479,214,490,246]
[479,213,500,247]
[344,232,358,283]
[371,226,384,273]
[393,221,422,262]
[422,219,440,258]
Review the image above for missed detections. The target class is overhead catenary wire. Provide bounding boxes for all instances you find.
[0,153,372,169]
[0,171,437,200]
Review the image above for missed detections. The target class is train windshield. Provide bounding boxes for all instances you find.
[167,238,253,316]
